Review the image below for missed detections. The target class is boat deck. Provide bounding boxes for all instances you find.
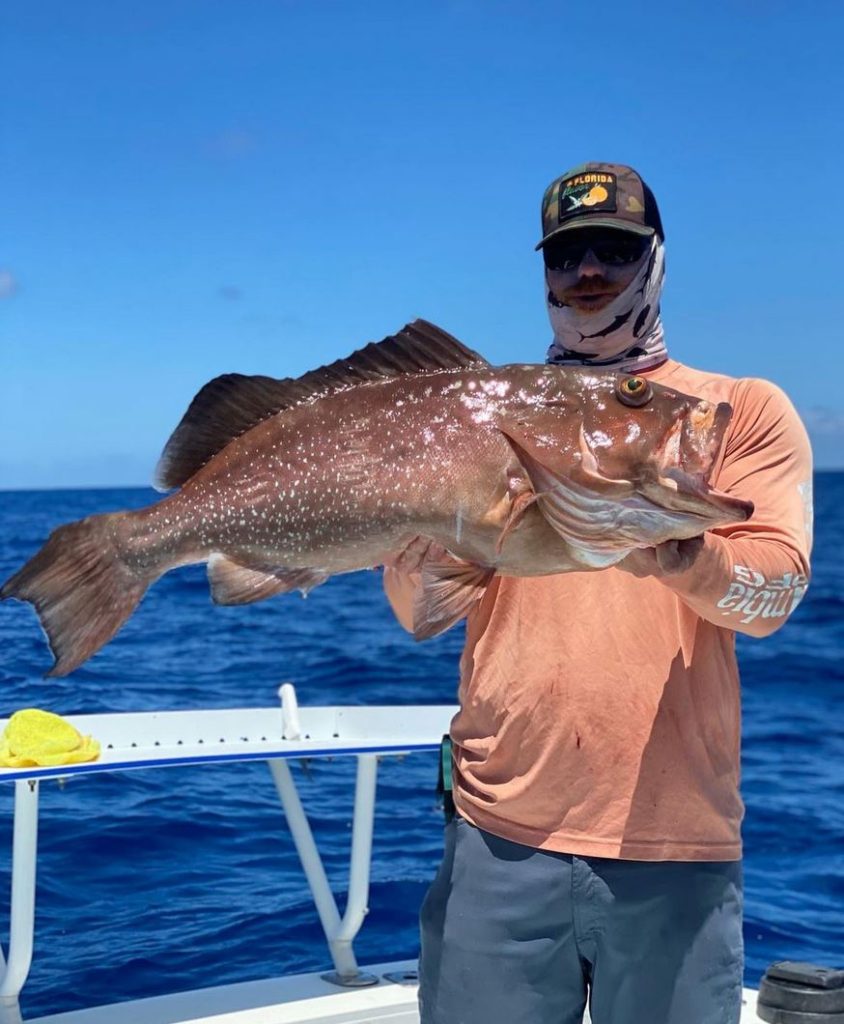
[30,960,765,1024]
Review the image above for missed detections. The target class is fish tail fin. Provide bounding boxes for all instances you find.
[1,513,153,677]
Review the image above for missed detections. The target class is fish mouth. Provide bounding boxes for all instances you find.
[641,400,754,526]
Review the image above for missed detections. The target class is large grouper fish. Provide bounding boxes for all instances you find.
[2,320,753,676]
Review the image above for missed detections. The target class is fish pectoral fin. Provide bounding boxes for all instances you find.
[495,488,541,554]
[413,555,494,641]
[207,555,328,605]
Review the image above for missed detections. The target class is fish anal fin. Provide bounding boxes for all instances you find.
[155,319,488,491]
[208,555,328,606]
[413,555,494,641]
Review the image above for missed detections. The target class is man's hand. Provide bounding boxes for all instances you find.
[617,536,705,578]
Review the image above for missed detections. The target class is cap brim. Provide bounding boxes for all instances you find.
[535,217,655,251]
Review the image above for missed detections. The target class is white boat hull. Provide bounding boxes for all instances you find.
[29,959,764,1024]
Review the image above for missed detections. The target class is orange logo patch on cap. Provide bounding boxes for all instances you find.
[582,185,609,206]
[558,172,617,220]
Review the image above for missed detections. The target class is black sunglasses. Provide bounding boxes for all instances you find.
[543,232,650,272]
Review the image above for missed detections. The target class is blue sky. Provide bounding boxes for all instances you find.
[2,0,843,487]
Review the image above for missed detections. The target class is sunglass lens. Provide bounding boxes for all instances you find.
[543,233,648,270]
[594,237,648,264]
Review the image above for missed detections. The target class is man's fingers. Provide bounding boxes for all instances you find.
[654,540,682,573]
[617,536,705,578]
[655,536,705,574]
[616,549,659,578]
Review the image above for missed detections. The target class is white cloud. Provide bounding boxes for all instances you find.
[0,269,18,299]
[798,407,844,469]
[801,407,844,436]
[206,129,257,159]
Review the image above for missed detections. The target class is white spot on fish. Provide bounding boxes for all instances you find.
[482,379,511,397]
[586,430,612,449]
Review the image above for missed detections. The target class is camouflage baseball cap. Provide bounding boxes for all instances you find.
[536,162,664,250]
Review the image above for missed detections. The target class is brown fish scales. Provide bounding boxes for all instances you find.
[1,321,753,676]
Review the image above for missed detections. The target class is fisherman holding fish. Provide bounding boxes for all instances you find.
[1,162,813,1023]
[384,163,814,1024]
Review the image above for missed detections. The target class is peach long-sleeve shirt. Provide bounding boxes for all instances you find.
[384,360,813,861]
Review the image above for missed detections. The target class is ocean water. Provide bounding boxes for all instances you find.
[0,479,841,1018]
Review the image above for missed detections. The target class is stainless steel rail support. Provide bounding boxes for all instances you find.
[270,683,379,987]
[268,756,380,988]
[0,779,40,1024]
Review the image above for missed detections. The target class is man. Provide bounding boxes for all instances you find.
[384,162,813,1024]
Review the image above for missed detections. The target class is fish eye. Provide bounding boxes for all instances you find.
[616,376,653,407]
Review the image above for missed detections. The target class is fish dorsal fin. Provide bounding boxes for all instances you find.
[155,319,488,490]
[296,318,489,391]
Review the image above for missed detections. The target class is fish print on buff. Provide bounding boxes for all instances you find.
[1,320,753,676]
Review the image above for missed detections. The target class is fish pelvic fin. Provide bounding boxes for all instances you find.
[207,556,329,605]
[0,514,154,677]
[155,319,489,491]
[413,554,495,641]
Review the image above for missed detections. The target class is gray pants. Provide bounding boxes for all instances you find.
[419,817,743,1024]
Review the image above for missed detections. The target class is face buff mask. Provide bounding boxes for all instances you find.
[545,237,668,374]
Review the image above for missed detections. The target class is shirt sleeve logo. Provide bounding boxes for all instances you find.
[716,564,809,624]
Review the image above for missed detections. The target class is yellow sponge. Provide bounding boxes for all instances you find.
[0,709,100,768]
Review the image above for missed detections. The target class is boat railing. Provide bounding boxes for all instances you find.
[0,685,457,1024]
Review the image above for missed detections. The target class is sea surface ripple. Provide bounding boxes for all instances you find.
[0,479,841,1017]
